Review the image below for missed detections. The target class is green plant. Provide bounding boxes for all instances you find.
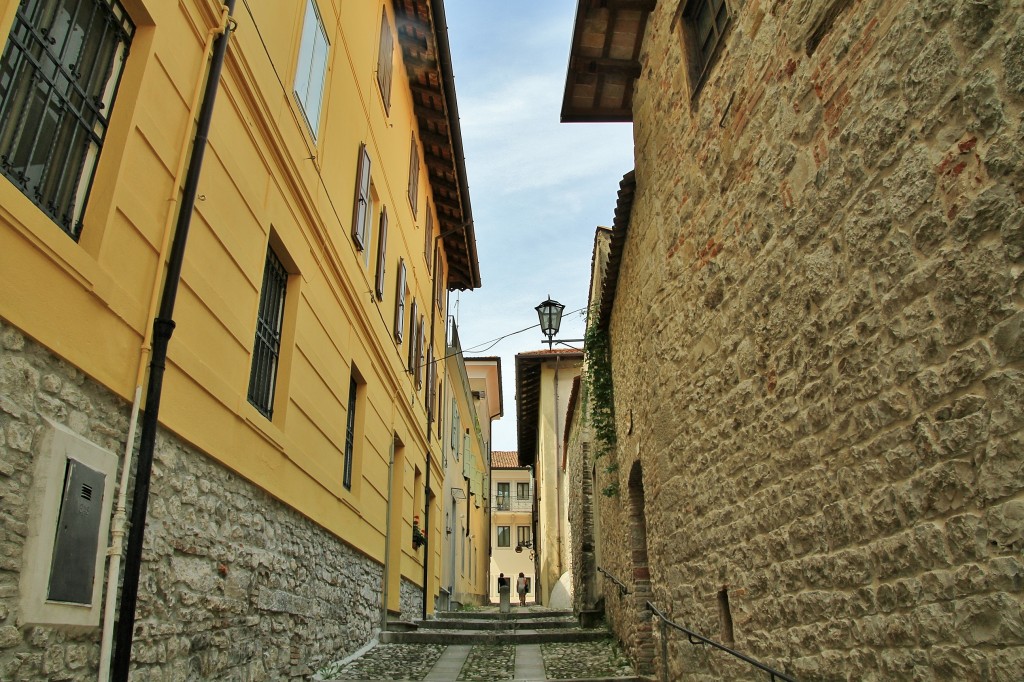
[584,318,616,456]
[583,313,618,496]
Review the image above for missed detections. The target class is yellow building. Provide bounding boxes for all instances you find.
[439,328,499,607]
[0,0,478,678]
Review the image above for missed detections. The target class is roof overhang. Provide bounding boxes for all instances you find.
[560,0,655,123]
[515,349,585,467]
[598,170,636,330]
[395,0,482,289]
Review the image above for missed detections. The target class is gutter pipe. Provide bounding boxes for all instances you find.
[381,434,397,631]
[98,8,232,680]
[111,2,236,678]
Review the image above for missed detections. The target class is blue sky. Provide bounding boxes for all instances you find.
[443,1,635,451]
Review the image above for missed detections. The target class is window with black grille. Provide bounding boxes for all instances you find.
[343,373,358,490]
[248,247,288,419]
[0,0,134,239]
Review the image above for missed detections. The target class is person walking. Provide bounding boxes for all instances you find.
[516,572,528,607]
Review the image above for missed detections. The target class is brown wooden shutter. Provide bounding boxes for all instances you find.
[352,144,371,249]
[374,206,388,299]
[376,8,393,113]
[394,259,406,342]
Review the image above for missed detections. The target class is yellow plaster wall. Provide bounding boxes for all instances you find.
[0,0,453,604]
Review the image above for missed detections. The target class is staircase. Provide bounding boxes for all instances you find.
[380,608,611,645]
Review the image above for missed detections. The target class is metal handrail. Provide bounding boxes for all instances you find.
[646,601,796,682]
[596,565,630,595]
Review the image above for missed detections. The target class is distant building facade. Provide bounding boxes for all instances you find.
[0,0,479,679]
[516,349,582,607]
[564,0,1024,679]
[440,331,499,608]
[488,450,536,604]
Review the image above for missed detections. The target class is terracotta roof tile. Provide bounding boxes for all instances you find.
[491,451,521,468]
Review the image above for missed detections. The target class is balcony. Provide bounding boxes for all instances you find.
[493,496,533,513]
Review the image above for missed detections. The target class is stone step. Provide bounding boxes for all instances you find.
[432,608,574,620]
[379,627,612,645]
[415,617,580,631]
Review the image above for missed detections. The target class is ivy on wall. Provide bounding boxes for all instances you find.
[583,315,619,497]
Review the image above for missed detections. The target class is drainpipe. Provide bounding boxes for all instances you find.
[98,9,232,681]
[111,3,236,679]
[554,355,563,579]
[380,435,397,631]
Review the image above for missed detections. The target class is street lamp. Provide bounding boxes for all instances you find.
[535,297,583,349]
[535,297,564,347]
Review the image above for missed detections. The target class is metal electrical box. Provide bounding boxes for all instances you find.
[47,458,106,604]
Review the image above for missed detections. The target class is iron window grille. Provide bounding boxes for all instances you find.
[248,247,288,419]
[343,374,357,489]
[0,0,134,240]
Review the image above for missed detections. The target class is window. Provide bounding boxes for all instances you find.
[394,259,406,342]
[352,143,371,249]
[496,483,510,511]
[434,243,445,311]
[679,0,730,94]
[424,209,433,272]
[407,300,418,373]
[376,7,393,113]
[0,0,135,239]
[343,372,359,490]
[450,400,460,461]
[294,0,329,138]
[436,380,444,441]
[497,526,510,548]
[517,526,531,547]
[248,246,289,419]
[517,482,530,500]
[374,206,388,299]
[407,134,419,215]
[415,313,425,389]
[426,345,435,427]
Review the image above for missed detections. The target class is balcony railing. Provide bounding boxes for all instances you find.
[493,497,533,513]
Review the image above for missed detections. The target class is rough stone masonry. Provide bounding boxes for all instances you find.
[0,319,421,681]
[593,0,1024,679]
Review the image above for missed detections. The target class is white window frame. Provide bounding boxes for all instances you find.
[294,0,329,139]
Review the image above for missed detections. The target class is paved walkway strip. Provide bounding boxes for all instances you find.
[514,643,547,680]
[424,644,472,680]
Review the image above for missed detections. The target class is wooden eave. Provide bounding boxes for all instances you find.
[561,0,654,123]
[394,0,481,290]
[515,349,585,468]
[597,170,636,331]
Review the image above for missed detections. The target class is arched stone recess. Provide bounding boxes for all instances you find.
[627,461,655,674]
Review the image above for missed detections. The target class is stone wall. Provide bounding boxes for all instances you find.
[0,318,409,681]
[600,0,1024,679]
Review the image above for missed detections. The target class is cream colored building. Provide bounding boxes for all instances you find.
[488,451,536,604]
[515,349,582,607]
[439,328,500,607]
[0,0,478,678]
